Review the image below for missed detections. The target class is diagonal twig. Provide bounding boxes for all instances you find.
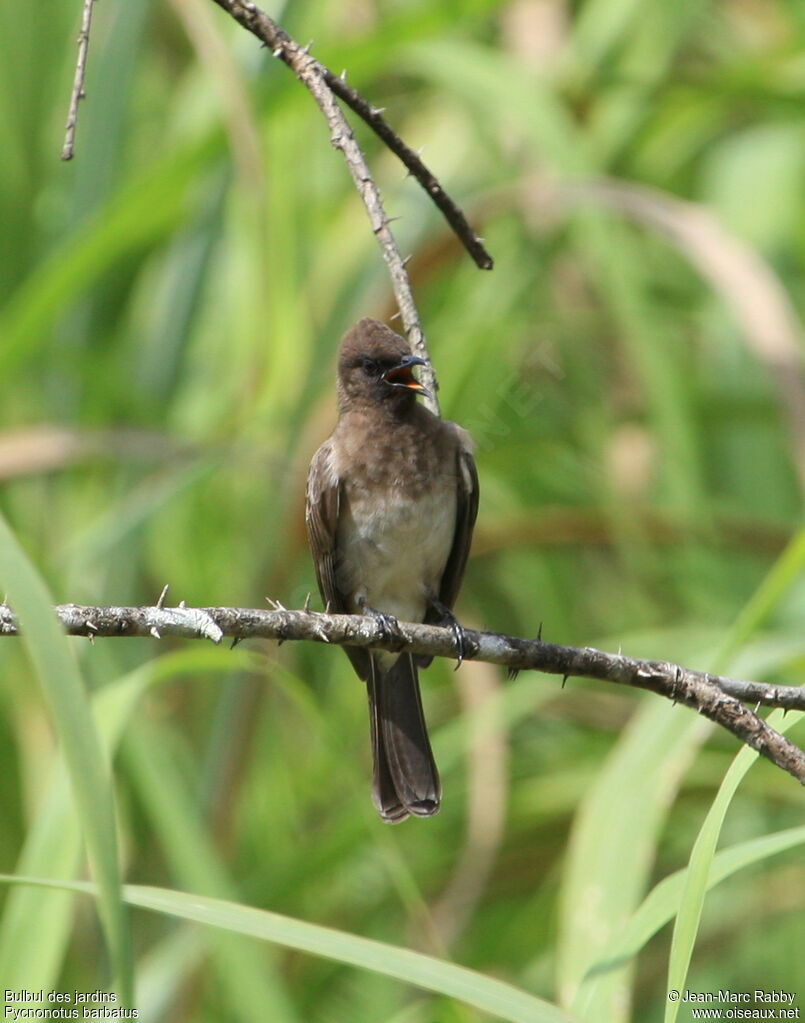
[206,0,442,411]
[61,0,98,160]
[1,602,803,785]
[206,2,491,270]
[322,69,493,270]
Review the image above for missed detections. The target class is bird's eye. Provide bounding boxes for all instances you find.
[361,358,381,377]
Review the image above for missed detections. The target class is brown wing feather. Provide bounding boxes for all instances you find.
[305,440,343,612]
[437,445,479,612]
[305,439,371,680]
[419,443,480,666]
[419,439,479,667]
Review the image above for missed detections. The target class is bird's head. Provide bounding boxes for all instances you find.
[337,318,429,411]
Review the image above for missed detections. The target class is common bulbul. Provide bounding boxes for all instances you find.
[305,318,479,822]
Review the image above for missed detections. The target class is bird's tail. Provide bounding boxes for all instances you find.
[367,653,441,823]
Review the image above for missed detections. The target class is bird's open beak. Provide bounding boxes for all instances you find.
[384,355,430,396]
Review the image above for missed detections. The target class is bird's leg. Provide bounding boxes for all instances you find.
[359,601,406,652]
[427,596,471,668]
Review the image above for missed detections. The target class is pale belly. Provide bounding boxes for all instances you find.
[336,483,456,624]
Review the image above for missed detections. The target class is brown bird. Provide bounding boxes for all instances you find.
[305,318,479,822]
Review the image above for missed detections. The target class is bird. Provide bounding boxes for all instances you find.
[305,317,479,822]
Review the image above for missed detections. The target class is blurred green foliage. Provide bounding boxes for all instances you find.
[1,0,804,1020]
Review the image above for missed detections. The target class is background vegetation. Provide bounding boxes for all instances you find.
[1,0,804,1020]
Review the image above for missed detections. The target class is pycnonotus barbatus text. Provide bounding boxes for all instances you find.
[306,318,478,822]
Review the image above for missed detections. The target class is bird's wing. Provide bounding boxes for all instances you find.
[437,428,480,612]
[418,430,478,667]
[305,439,371,680]
[305,439,345,612]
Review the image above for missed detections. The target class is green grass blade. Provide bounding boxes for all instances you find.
[0,138,214,374]
[664,529,805,1023]
[123,718,300,1023]
[0,876,578,1023]
[0,667,146,994]
[0,513,131,1001]
[585,823,805,977]
[559,699,708,1022]
[0,764,82,993]
[0,648,242,994]
[664,710,802,1023]
[714,528,805,668]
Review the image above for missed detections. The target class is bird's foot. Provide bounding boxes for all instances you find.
[428,597,472,668]
[362,605,406,652]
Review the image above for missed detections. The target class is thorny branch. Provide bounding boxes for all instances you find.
[206,0,447,412]
[62,0,494,407]
[322,69,494,271]
[207,1,492,271]
[1,602,803,784]
[61,0,98,160]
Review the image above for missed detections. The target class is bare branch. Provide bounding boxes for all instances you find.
[61,0,98,160]
[1,602,803,784]
[205,2,491,272]
[322,70,493,271]
[205,0,451,410]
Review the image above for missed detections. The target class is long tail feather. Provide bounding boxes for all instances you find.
[367,654,440,822]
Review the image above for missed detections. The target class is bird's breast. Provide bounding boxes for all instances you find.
[336,476,456,624]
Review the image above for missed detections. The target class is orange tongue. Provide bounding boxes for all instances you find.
[385,365,423,389]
